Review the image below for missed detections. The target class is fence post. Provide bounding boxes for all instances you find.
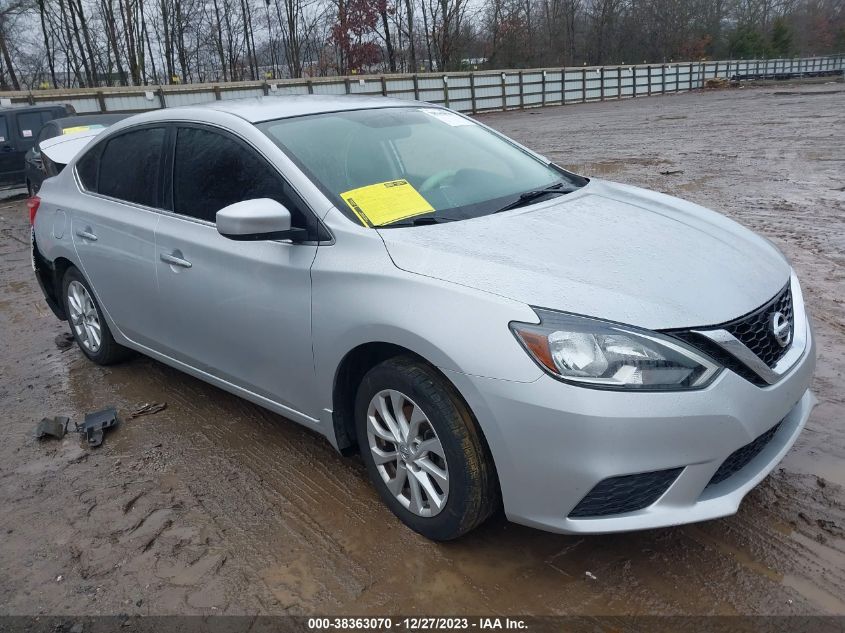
[599,67,605,100]
[344,77,351,94]
[647,66,652,96]
[518,71,524,109]
[443,76,450,109]
[675,64,679,92]
[632,66,637,97]
[470,73,477,113]
[380,75,387,96]
[500,72,507,110]
[412,74,420,100]
[541,70,546,107]
[617,66,622,98]
[581,67,587,102]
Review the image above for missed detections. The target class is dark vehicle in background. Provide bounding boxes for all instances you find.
[24,114,128,195]
[0,104,72,189]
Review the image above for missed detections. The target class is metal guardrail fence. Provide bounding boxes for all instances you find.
[0,55,842,115]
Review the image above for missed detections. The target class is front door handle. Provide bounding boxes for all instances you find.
[160,252,192,268]
[75,228,98,241]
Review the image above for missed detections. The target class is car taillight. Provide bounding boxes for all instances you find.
[27,196,40,226]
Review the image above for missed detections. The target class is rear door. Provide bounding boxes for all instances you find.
[69,126,164,346]
[153,124,319,415]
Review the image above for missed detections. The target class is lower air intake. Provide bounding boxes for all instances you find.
[568,467,683,518]
[706,421,782,488]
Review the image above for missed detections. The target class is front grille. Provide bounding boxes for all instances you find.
[706,421,782,488]
[568,468,683,518]
[723,284,793,368]
[666,282,793,386]
[670,331,767,386]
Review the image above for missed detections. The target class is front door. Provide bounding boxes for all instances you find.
[153,125,318,417]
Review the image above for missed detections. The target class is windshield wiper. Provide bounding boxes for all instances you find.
[494,182,575,214]
[379,216,458,228]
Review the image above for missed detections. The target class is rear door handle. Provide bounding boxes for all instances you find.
[75,228,98,241]
[160,252,192,268]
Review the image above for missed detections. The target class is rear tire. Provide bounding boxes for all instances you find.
[61,266,132,365]
[355,355,499,540]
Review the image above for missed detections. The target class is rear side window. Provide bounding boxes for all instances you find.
[16,111,52,139]
[172,126,305,226]
[0,115,7,143]
[98,127,166,207]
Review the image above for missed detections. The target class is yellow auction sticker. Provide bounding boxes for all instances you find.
[62,124,104,135]
[340,179,434,227]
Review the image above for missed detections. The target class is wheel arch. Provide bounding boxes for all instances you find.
[330,341,496,478]
[36,254,76,321]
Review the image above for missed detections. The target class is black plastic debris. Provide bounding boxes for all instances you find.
[35,416,70,440]
[54,332,74,350]
[75,407,119,448]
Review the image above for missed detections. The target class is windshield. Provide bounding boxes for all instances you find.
[257,107,586,227]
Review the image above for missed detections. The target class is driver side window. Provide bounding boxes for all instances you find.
[172,127,308,230]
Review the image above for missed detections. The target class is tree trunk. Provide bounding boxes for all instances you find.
[36,0,58,87]
[0,30,20,90]
[404,0,416,71]
[211,0,228,80]
[380,7,396,71]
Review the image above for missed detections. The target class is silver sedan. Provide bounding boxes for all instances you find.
[30,96,815,539]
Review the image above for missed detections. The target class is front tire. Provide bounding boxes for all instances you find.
[355,356,499,540]
[61,266,131,365]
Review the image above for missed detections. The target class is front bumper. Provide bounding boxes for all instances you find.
[444,316,816,534]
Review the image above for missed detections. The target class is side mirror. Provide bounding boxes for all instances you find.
[216,198,306,241]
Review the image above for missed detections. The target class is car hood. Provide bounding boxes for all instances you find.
[377,179,790,329]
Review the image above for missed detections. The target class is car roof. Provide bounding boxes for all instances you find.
[142,94,423,124]
[0,104,68,113]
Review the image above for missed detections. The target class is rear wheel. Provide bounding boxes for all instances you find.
[355,356,499,540]
[61,266,131,365]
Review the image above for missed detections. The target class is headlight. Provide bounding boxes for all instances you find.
[511,309,720,390]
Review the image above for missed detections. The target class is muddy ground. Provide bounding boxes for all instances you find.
[0,80,843,617]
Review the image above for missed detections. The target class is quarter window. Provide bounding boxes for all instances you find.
[75,143,100,191]
[172,126,304,226]
[98,127,166,207]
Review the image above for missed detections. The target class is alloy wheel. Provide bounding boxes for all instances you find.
[67,280,102,353]
[366,389,450,517]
